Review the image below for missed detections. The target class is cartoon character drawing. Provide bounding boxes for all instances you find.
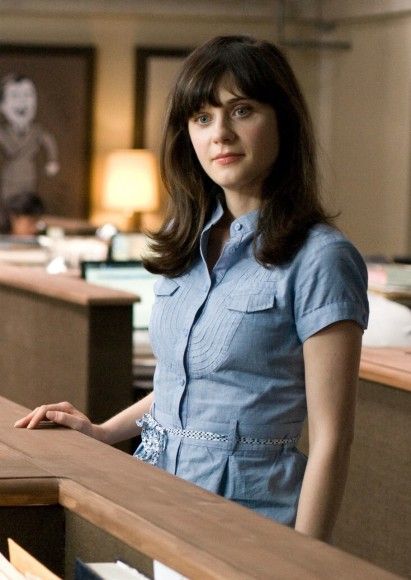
[0,73,60,201]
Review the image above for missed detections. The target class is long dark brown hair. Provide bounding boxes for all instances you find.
[144,35,332,276]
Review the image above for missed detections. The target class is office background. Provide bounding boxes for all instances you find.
[1,0,410,257]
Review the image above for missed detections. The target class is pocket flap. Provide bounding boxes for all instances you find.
[154,277,180,296]
[228,291,275,312]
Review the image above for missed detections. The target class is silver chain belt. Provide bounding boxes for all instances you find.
[134,413,299,466]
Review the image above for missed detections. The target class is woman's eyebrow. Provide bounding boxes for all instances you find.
[217,95,251,107]
[225,94,248,102]
[190,94,249,113]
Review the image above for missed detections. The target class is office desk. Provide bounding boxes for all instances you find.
[368,284,411,307]
[0,396,398,580]
[42,214,97,236]
[360,346,411,391]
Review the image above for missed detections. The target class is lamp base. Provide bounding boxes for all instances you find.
[125,211,142,232]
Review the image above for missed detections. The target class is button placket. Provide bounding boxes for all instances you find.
[173,290,207,426]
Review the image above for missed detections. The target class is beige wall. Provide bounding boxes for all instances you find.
[316,14,411,257]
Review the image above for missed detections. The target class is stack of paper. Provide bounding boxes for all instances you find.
[1,539,187,580]
[0,539,61,579]
[74,559,188,580]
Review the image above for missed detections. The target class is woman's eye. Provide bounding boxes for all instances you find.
[194,113,211,125]
[233,105,251,117]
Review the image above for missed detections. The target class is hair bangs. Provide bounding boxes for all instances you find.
[175,66,226,122]
[174,44,276,123]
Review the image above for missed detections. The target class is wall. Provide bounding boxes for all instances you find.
[316,13,411,256]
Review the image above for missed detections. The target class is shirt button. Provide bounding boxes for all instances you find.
[234,222,242,231]
[179,378,186,387]
[229,247,236,254]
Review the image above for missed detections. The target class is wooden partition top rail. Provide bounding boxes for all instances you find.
[0,264,137,306]
[0,478,59,506]
[360,347,411,392]
[0,396,399,580]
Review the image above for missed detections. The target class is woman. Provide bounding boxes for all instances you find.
[15,36,369,541]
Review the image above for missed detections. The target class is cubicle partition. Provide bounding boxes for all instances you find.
[0,396,398,580]
[334,349,411,577]
[0,264,136,425]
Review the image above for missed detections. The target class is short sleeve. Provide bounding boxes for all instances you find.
[294,241,369,343]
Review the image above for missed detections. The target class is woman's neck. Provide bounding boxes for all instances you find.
[222,190,261,219]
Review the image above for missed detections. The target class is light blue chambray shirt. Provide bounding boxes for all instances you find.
[143,201,369,525]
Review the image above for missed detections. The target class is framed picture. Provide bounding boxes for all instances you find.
[134,47,191,153]
[0,44,95,218]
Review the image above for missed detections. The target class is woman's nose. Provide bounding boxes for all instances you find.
[212,114,235,142]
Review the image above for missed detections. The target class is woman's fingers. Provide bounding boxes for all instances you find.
[14,405,51,428]
[13,409,38,428]
[14,402,77,429]
[13,401,97,439]
[45,409,93,436]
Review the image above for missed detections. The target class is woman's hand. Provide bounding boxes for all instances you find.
[14,401,106,442]
[14,392,155,447]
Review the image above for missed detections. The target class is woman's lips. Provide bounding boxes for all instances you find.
[213,154,243,165]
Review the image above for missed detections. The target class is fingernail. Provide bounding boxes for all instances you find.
[46,411,56,420]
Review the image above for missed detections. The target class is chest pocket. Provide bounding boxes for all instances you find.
[227,289,275,312]
[186,283,276,377]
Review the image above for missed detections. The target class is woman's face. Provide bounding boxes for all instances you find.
[187,81,279,202]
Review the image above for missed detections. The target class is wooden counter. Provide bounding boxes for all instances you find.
[360,346,411,392]
[0,263,137,306]
[0,396,399,580]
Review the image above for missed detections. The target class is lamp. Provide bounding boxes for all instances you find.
[102,149,159,231]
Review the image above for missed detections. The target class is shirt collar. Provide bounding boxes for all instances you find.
[231,208,259,235]
[203,199,259,235]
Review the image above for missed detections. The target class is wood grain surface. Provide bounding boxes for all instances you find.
[0,263,137,306]
[0,396,400,580]
[360,347,411,392]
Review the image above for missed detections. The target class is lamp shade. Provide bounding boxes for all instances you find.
[103,149,159,213]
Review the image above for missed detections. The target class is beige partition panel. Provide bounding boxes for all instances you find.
[333,379,410,577]
[0,265,135,424]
